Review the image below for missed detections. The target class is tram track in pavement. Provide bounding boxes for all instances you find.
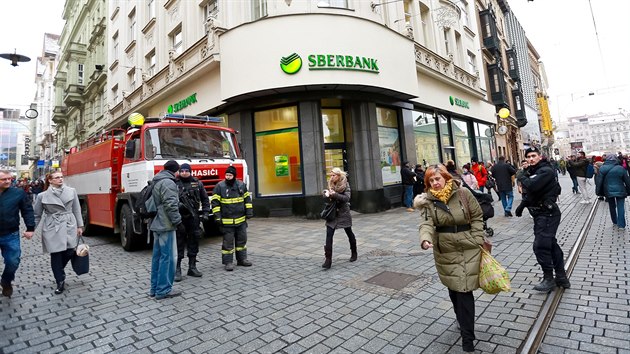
[519,199,600,353]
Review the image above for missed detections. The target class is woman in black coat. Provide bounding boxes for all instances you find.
[322,168,357,269]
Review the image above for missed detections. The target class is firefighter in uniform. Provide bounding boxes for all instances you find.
[211,166,253,271]
[175,163,211,281]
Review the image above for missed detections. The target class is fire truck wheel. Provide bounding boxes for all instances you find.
[120,204,141,251]
[80,200,91,235]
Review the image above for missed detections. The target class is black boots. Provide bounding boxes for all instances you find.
[533,270,556,292]
[555,269,571,289]
[187,257,202,277]
[54,281,65,295]
[175,259,183,282]
[349,242,358,262]
[322,246,332,269]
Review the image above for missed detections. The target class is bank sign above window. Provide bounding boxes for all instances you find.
[449,96,470,109]
[280,53,380,75]
[167,93,198,114]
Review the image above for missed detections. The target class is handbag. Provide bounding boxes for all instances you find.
[320,202,337,222]
[71,236,90,275]
[478,247,511,294]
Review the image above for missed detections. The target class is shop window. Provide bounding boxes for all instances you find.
[255,106,302,196]
[376,107,401,186]
[412,111,439,166]
[451,119,472,167]
[475,123,495,163]
[322,109,344,144]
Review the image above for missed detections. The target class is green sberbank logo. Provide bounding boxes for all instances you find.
[449,95,470,109]
[280,52,379,74]
[280,53,302,74]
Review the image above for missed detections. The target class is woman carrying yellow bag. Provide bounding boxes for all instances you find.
[415,164,485,353]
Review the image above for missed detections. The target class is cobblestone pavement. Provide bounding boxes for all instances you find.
[1,175,628,353]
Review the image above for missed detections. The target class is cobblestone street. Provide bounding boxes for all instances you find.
[1,175,629,353]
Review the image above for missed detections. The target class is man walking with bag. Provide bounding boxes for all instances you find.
[0,170,35,298]
[517,148,570,292]
[491,156,517,217]
[148,160,183,300]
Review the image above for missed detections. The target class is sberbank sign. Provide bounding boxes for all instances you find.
[449,96,470,109]
[280,53,379,74]
[167,93,198,114]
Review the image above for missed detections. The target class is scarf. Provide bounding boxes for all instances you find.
[429,179,454,204]
[328,174,348,193]
[50,186,64,198]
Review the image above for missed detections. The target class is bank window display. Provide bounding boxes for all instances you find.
[376,107,401,186]
[254,106,302,196]
[451,119,472,166]
[412,111,440,165]
[475,122,495,163]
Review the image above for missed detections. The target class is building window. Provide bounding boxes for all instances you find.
[148,0,156,19]
[128,68,136,91]
[112,32,119,61]
[443,28,450,56]
[475,123,494,163]
[328,0,349,7]
[146,50,156,76]
[252,0,267,20]
[254,106,302,196]
[467,51,476,73]
[78,64,84,85]
[205,0,218,20]
[171,27,183,55]
[459,0,469,28]
[412,110,439,165]
[112,85,119,103]
[376,107,401,186]
[128,9,136,42]
[420,3,432,49]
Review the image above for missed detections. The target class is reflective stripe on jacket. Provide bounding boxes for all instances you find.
[211,180,253,226]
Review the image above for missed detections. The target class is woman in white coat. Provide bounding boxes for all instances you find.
[34,171,83,294]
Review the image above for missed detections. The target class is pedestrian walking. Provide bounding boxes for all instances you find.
[470,157,488,192]
[413,164,425,198]
[415,164,484,353]
[460,163,478,190]
[491,156,517,217]
[595,154,630,229]
[568,151,591,203]
[401,161,416,212]
[558,158,567,175]
[566,155,580,194]
[211,166,253,271]
[33,171,84,295]
[516,147,569,292]
[321,167,357,269]
[174,163,211,281]
[0,169,35,298]
[148,160,183,300]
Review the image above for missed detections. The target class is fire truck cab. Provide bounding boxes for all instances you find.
[62,114,248,251]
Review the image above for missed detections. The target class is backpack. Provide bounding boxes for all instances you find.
[585,163,594,179]
[135,181,157,219]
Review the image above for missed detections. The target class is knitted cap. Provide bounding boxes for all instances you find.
[164,160,180,173]
[180,163,191,171]
[225,165,237,177]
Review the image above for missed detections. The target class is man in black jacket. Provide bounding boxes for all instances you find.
[174,163,211,281]
[400,161,416,212]
[211,166,253,271]
[517,148,570,292]
[0,170,35,298]
[491,156,517,217]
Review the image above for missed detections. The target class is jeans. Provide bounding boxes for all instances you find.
[403,185,414,208]
[570,175,579,192]
[150,230,177,297]
[499,190,514,212]
[0,231,21,286]
[607,197,626,228]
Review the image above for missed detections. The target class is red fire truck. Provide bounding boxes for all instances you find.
[61,114,248,251]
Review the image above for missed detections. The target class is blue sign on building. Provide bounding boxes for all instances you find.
[37,160,45,167]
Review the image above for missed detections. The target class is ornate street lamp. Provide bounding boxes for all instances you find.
[0,49,31,67]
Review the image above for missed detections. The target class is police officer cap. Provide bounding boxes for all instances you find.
[524,146,541,156]
[225,165,237,177]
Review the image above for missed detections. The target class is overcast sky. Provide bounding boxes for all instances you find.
[1,0,628,122]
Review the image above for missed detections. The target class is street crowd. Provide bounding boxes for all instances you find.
[2,148,630,353]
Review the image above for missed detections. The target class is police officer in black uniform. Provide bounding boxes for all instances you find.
[175,163,211,281]
[516,147,570,292]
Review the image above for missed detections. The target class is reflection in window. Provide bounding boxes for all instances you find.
[412,111,439,166]
[376,107,401,186]
[475,123,495,163]
[144,127,238,160]
[322,109,344,143]
[255,106,302,196]
[451,119,472,166]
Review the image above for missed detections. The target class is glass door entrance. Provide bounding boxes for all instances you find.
[322,105,347,174]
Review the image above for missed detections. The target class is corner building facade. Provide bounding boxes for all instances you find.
[104,1,496,217]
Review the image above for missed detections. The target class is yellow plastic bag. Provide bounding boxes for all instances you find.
[479,247,511,294]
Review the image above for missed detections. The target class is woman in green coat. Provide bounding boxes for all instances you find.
[414,164,484,353]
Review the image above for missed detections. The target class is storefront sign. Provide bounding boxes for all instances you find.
[167,93,198,114]
[449,96,470,109]
[274,155,289,177]
[280,53,380,74]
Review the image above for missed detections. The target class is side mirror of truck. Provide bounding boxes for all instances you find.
[125,140,136,159]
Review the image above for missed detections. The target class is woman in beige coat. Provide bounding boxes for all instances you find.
[414,164,484,353]
[34,171,83,294]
